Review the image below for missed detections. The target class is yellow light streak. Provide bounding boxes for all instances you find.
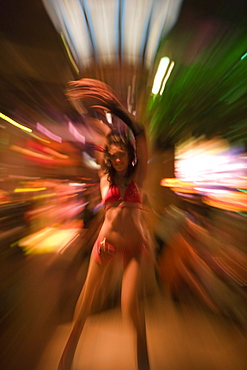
[33,192,56,200]
[14,187,47,193]
[60,32,79,74]
[0,112,32,132]
[29,132,50,143]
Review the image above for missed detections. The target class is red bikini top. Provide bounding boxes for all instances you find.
[104,181,141,206]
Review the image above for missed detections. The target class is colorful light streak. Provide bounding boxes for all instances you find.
[17,226,81,254]
[60,32,79,74]
[36,122,62,143]
[68,121,85,144]
[14,187,47,193]
[43,147,69,159]
[10,145,54,160]
[203,193,247,213]
[160,137,247,213]
[152,57,170,95]
[43,0,182,68]
[0,112,32,132]
[160,61,175,94]
[29,132,50,143]
[240,52,247,60]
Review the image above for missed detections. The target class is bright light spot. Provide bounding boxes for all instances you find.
[160,61,175,94]
[240,52,247,60]
[152,57,170,95]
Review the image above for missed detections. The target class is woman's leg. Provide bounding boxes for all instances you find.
[121,257,150,370]
[58,253,112,370]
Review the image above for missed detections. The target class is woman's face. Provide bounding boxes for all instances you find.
[108,144,129,174]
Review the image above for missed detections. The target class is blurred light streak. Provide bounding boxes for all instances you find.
[36,122,62,143]
[105,112,112,124]
[138,0,154,64]
[8,175,41,180]
[26,140,69,159]
[68,121,85,144]
[83,0,114,64]
[14,187,47,193]
[203,192,247,212]
[42,0,183,68]
[237,212,247,217]
[17,227,80,254]
[160,178,194,190]
[69,183,86,187]
[43,147,69,159]
[160,61,175,94]
[240,52,247,60]
[0,112,32,133]
[83,152,101,170]
[33,192,57,200]
[145,21,247,148]
[10,145,54,160]
[152,56,170,94]
[160,137,247,212]
[59,231,81,254]
[60,32,79,73]
[118,0,126,62]
[175,137,245,183]
[29,132,51,143]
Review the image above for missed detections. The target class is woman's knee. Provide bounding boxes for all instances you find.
[121,259,142,314]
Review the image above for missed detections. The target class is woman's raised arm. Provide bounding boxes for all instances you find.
[67,78,148,183]
[110,104,148,184]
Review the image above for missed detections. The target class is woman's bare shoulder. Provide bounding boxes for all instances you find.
[100,174,109,199]
[100,173,108,185]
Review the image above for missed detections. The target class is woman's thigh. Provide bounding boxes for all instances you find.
[121,257,145,318]
[74,253,113,319]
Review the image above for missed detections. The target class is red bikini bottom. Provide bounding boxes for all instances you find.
[93,237,151,265]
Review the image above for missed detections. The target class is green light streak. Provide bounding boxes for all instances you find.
[236,212,247,217]
[60,33,79,74]
[237,188,247,193]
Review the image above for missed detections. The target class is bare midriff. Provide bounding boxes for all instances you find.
[98,201,144,248]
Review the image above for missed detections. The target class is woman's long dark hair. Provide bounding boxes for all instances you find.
[104,133,137,184]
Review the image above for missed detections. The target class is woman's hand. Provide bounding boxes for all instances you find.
[67,78,124,113]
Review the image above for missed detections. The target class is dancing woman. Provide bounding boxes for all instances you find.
[58,79,152,370]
